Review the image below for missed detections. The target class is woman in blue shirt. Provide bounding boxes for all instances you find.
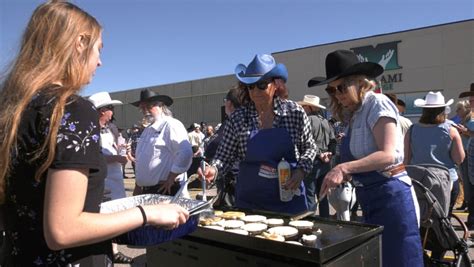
[309,50,423,267]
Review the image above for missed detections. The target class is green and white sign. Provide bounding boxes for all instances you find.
[351,41,402,71]
[352,41,403,91]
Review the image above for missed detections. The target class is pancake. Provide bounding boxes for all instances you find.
[222,220,245,229]
[241,223,267,235]
[242,215,267,224]
[220,211,246,220]
[265,218,285,227]
[302,234,317,246]
[267,226,298,239]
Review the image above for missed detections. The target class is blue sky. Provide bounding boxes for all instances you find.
[1,0,473,96]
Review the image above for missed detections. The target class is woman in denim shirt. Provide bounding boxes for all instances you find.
[308,50,423,267]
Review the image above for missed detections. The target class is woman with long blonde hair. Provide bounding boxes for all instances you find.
[308,50,423,266]
[0,1,188,265]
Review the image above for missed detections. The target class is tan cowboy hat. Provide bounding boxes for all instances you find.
[297,95,326,109]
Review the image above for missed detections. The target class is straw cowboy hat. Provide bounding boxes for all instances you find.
[131,89,173,107]
[414,91,453,108]
[88,91,122,109]
[297,95,326,109]
[307,50,384,87]
[235,54,288,84]
[458,83,474,98]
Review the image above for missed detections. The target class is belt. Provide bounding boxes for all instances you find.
[352,164,406,188]
[382,164,406,177]
[140,182,167,191]
[140,181,181,191]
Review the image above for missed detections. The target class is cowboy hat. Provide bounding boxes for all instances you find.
[235,54,288,84]
[297,95,326,109]
[414,91,453,108]
[458,83,474,98]
[131,89,173,107]
[307,50,384,87]
[88,92,122,109]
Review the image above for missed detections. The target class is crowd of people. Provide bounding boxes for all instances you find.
[0,1,472,267]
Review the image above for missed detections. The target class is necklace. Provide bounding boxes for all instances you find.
[257,110,275,129]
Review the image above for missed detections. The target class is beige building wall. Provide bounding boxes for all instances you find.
[110,75,235,130]
[275,20,474,120]
[111,20,473,129]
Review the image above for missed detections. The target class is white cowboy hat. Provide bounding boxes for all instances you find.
[414,91,453,108]
[297,95,326,109]
[88,92,122,109]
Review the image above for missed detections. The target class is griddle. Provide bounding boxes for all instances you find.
[189,208,383,264]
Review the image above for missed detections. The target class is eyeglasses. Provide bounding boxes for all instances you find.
[241,79,273,91]
[325,78,357,96]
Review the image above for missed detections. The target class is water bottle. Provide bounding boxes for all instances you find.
[117,133,127,156]
[278,158,293,202]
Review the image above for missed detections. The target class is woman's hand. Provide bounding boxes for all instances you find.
[197,165,216,183]
[284,168,305,190]
[115,155,128,165]
[319,164,348,199]
[145,203,189,230]
[319,152,333,163]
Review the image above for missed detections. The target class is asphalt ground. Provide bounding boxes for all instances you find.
[115,164,474,267]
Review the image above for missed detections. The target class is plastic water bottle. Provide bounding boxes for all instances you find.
[117,133,127,156]
[278,158,293,202]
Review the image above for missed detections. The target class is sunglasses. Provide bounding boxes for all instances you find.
[325,78,357,96]
[241,79,273,91]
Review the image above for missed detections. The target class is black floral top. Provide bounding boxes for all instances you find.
[5,92,112,266]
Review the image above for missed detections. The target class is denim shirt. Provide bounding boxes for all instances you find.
[348,91,404,169]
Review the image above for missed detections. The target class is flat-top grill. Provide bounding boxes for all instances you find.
[147,208,383,266]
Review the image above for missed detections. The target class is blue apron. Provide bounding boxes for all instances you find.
[341,128,423,267]
[236,128,308,214]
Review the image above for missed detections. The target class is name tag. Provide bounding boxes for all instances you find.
[258,164,277,179]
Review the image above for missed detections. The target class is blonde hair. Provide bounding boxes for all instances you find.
[328,75,374,122]
[0,1,102,203]
[456,100,471,124]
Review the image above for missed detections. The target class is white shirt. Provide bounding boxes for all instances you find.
[135,114,193,187]
[100,128,126,200]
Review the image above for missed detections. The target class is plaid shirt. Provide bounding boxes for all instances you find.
[212,97,316,174]
[129,128,144,157]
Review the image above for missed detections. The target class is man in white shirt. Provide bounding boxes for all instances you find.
[188,123,204,157]
[131,89,193,197]
[89,92,133,264]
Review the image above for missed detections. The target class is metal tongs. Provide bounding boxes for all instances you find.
[170,174,199,203]
[201,160,208,201]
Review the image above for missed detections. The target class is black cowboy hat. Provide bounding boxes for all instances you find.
[131,89,173,107]
[459,83,474,98]
[307,50,384,87]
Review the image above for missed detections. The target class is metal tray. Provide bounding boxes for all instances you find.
[100,194,209,247]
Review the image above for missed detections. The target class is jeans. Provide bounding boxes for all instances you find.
[448,179,460,217]
[304,159,331,217]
